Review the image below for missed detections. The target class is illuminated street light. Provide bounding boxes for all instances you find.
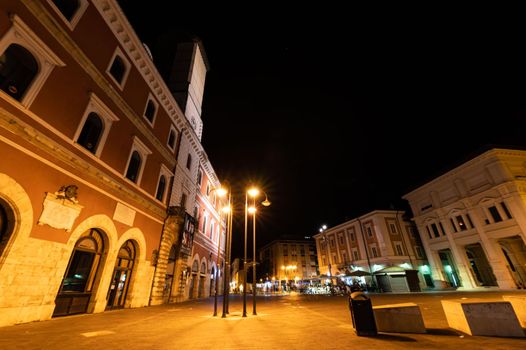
[243,186,271,317]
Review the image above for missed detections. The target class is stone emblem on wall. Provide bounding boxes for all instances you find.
[37,185,83,232]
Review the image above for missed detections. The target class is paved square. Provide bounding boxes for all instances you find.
[0,291,525,349]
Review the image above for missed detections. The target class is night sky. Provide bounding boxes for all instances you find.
[118,3,526,257]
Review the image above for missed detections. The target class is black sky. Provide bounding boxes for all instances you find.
[118,2,526,256]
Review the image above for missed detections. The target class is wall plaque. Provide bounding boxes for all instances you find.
[38,191,83,232]
[113,202,136,226]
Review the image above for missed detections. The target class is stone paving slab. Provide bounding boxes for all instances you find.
[0,291,525,349]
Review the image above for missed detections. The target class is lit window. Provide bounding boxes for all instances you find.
[456,216,467,231]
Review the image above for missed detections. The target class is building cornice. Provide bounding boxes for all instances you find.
[402,148,526,200]
[91,1,209,169]
[20,0,176,168]
[312,210,407,239]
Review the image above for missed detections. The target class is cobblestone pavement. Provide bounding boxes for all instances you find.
[0,290,525,350]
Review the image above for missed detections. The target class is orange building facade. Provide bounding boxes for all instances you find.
[0,0,224,327]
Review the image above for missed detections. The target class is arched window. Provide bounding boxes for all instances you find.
[200,262,206,275]
[144,99,156,124]
[202,216,207,235]
[186,154,192,170]
[125,151,142,183]
[156,175,166,201]
[77,112,103,153]
[0,44,38,101]
[192,260,199,273]
[109,55,126,84]
[167,129,176,150]
[52,0,80,21]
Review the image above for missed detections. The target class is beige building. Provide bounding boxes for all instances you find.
[403,148,526,290]
[313,210,430,292]
[259,238,318,289]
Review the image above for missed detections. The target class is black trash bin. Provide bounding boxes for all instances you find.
[348,291,377,336]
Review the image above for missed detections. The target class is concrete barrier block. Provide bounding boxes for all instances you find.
[503,295,526,328]
[373,302,426,334]
[441,299,525,337]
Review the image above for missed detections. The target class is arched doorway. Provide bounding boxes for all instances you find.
[163,245,177,303]
[199,261,206,298]
[106,240,136,309]
[189,260,198,299]
[0,197,15,259]
[438,250,461,287]
[53,229,105,317]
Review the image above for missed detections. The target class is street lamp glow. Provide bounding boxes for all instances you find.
[248,206,256,214]
[222,205,231,213]
[216,188,227,197]
[248,188,259,197]
[322,224,327,230]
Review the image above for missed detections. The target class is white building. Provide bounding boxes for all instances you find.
[403,148,526,290]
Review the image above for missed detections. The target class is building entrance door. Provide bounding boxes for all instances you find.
[465,243,497,286]
[53,229,105,317]
[163,246,176,304]
[499,236,526,289]
[107,240,136,309]
[439,250,461,287]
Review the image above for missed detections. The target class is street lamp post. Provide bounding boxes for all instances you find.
[243,190,249,317]
[319,225,334,295]
[242,187,270,317]
[213,187,228,317]
[221,193,233,318]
